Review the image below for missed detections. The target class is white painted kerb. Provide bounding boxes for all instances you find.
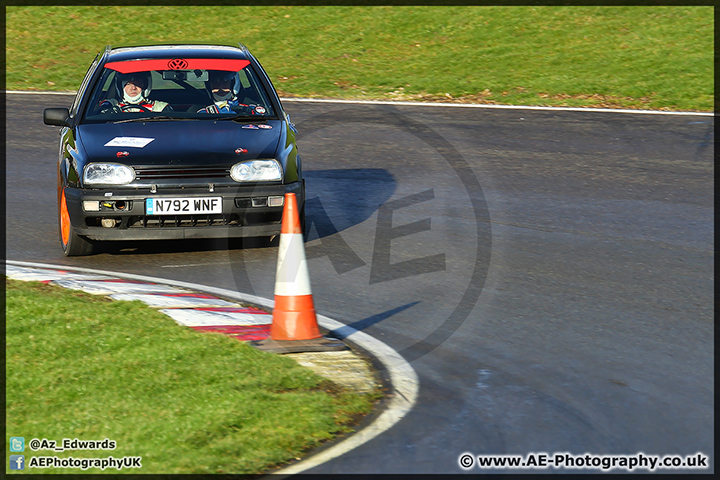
[5,260,419,475]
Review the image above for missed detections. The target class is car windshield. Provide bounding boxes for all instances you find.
[82,58,276,122]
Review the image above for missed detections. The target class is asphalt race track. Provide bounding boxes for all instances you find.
[5,93,714,474]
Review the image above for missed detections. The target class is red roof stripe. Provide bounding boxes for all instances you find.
[105,58,250,74]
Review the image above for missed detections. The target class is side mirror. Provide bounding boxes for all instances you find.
[286,113,297,133]
[43,108,70,127]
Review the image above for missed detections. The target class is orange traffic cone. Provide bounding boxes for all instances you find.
[251,193,346,354]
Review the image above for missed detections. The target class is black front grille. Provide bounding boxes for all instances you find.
[127,214,240,228]
[85,212,281,229]
[135,167,230,180]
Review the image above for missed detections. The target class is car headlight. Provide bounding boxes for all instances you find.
[230,159,282,182]
[84,163,135,185]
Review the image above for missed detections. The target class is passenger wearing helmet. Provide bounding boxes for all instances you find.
[99,72,171,113]
[198,70,256,114]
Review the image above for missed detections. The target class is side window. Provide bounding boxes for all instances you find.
[238,70,251,89]
[70,54,101,117]
[90,70,117,104]
[82,69,118,119]
[241,68,274,114]
[99,72,116,99]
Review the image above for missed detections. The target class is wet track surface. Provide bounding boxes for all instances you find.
[6,94,714,473]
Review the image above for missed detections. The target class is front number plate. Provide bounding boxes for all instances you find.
[145,197,222,215]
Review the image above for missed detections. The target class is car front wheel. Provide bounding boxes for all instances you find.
[59,189,94,256]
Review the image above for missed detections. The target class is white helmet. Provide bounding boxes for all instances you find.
[116,72,152,103]
[206,70,241,102]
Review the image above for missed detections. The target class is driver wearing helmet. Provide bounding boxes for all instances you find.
[100,72,171,113]
[198,70,256,114]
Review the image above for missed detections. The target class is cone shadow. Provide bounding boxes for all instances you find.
[330,301,421,338]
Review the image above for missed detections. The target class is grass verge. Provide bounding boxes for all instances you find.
[5,278,380,474]
[5,5,713,111]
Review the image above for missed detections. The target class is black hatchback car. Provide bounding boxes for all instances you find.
[43,44,304,256]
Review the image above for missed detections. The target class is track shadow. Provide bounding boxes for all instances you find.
[96,236,272,256]
[98,167,395,255]
[328,301,421,338]
[304,168,396,241]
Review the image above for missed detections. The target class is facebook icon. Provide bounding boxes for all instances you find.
[10,455,25,470]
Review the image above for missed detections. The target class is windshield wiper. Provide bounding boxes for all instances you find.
[213,114,275,123]
[113,116,194,124]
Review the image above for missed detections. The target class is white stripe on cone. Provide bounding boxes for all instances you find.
[274,232,312,296]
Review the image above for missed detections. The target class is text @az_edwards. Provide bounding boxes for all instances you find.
[458,452,710,472]
[8,437,142,472]
[28,438,116,452]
